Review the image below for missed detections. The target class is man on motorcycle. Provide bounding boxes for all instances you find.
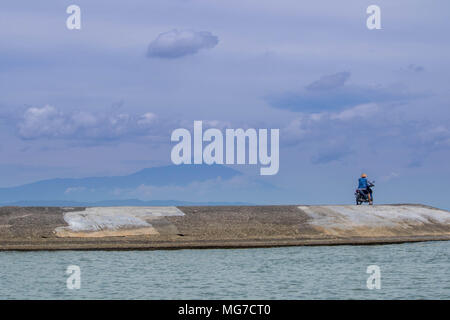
[358,173,373,204]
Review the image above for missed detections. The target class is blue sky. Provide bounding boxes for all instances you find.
[0,1,449,208]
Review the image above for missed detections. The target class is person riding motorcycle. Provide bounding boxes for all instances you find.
[358,173,374,204]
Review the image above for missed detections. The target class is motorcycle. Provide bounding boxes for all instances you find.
[355,181,375,205]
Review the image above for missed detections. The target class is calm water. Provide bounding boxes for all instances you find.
[0,241,449,299]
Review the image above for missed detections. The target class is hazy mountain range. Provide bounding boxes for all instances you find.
[0,165,253,206]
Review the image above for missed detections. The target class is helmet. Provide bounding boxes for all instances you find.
[361,173,367,178]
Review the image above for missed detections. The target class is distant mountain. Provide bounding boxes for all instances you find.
[0,164,241,203]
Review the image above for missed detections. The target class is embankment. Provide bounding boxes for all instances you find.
[0,204,449,250]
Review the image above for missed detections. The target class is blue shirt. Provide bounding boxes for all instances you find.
[358,177,368,189]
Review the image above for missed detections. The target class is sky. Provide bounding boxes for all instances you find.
[0,0,449,208]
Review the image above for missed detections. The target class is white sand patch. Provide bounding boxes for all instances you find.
[55,206,184,237]
[299,205,450,230]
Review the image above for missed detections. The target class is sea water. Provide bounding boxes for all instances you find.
[0,241,449,299]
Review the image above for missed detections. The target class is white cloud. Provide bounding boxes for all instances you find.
[19,105,70,138]
[282,102,449,165]
[283,103,381,143]
[146,29,219,59]
[137,112,156,125]
[110,175,273,202]
[330,103,379,121]
[17,105,160,141]
[64,186,86,194]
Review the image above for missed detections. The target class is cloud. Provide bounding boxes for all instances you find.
[267,72,419,112]
[137,112,157,125]
[418,126,450,148]
[306,72,350,91]
[282,103,377,163]
[112,174,277,203]
[412,125,450,165]
[380,172,399,182]
[282,101,450,166]
[146,29,219,59]
[64,186,87,194]
[329,103,380,121]
[17,105,159,141]
[282,103,380,144]
[398,64,425,74]
[406,64,425,73]
[19,105,70,139]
